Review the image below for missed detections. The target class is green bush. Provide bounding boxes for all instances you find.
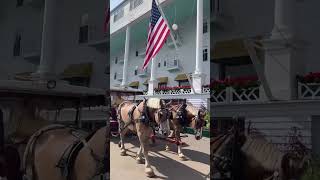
[301,157,320,180]
[204,113,210,129]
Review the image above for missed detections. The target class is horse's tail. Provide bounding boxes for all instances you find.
[22,124,66,180]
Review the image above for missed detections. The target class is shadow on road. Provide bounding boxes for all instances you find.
[111,136,210,179]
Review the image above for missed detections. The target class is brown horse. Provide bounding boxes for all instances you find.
[117,98,170,177]
[22,124,108,180]
[164,103,207,160]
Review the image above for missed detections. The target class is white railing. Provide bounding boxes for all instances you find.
[202,86,210,94]
[154,88,193,95]
[130,0,143,10]
[211,86,261,104]
[298,82,320,99]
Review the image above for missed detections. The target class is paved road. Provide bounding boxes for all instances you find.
[110,134,210,180]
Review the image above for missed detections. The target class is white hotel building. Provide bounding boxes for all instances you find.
[211,0,320,155]
[110,0,211,106]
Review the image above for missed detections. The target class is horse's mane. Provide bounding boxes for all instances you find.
[146,98,162,109]
[241,133,284,171]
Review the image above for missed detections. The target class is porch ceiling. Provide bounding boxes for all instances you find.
[111,0,210,55]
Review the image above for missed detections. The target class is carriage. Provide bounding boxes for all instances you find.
[0,80,107,180]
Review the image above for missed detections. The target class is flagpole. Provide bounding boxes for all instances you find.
[154,0,179,52]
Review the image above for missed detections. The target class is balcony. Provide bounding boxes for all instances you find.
[116,74,123,81]
[166,34,182,49]
[137,68,149,77]
[22,39,41,65]
[87,25,108,52]
[166,58,181,72]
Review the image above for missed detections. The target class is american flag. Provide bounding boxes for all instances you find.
[142,0,170,70]
[104,1,110,33]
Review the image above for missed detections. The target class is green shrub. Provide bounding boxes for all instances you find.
[301,157,320,180]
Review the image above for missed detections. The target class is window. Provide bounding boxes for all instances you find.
[178,80,190,87]
[164,61,166,66]
[79,14,89,44]
[203,21,208,33]
[114,8,124,22]
[134,69,138,75]
[158,62,161,68]
[203,49,208,61]
[136,51,139,56]
[114,73,117,80]
[13,33,21,57]
[130,0,143,10]
[16,0,23,7]
[158,83,167,88]
[115,57,118,64]
[173,59,178,66]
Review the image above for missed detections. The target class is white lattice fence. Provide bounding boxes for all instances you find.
[230,87,260,102]
[298,82,320,99]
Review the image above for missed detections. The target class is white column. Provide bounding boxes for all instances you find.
[192,0,205,94]
[271,0,293,38]
[148,58,157,95]
[121,25,130,87]
[262,0,297,100]
[36,0,56,80]
[194,0,203,75]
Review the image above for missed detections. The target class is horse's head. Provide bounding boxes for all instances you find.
[154,100,172,137]
[190,107,207,140]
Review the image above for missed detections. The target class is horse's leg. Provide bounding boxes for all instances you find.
[136,146,143,164]
[137,128,154,177]
[175,127,187,160]
[119,127,129,156]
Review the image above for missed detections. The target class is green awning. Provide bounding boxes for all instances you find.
[157,77,168,83]
[128,81,139,87]
[212,39,248,60]
[14,72,33,81]
[61,63,93,78]
[175,74,188,81]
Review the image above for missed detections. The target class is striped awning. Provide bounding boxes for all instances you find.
[175,74,188,81]
[14,72,33,81]
[61,63,93,78]
[128,81,139,87]
[157,77,168,83]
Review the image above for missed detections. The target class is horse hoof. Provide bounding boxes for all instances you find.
[165,146,170,151]
[120,150,127,156]
[179,154,187,161]
[136,157,143,164]
[145,167,155,177]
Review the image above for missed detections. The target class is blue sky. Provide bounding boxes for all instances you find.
[110,0,124,10]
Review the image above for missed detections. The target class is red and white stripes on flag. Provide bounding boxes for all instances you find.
[142,0,170,70]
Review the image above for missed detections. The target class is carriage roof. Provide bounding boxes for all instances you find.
[0,80,106,109]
